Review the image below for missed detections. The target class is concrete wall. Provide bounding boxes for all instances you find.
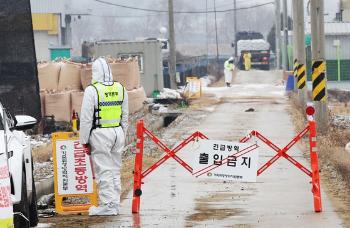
[94,40,164,96]
[34,31,60,61]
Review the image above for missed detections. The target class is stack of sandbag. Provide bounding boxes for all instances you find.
[127,87,146,114]
[37,63,61,91]
[58,62,82,91]
[39,93,45,117]
[110,59,140,90]
[130,59,141,89]
[71,91,85,116]
[38,57,147,122]
[80,64,92,90]
[44,92,72,122]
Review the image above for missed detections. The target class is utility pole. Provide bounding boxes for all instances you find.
[206,0,208,57]
[296,0,307,105]
[168,0,177,89]
[292,0,298,92]
[275,0,281,69]
[213,0,220,76]
[282,0,289,70]
[292,0,307,105]
[233,0,238,58]
[310,0,328,133]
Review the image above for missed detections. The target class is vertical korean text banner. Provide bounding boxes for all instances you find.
[56,140,94,195]
[0,153,13,227]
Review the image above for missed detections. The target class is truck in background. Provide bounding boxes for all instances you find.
[234,31,271,71]
[237,39,270,70]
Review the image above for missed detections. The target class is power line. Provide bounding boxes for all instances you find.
[84,0,273,19]
[93,0,274,14]
[87,13,165,18]
[205,1,249,10]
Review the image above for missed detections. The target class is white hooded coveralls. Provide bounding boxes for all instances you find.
[224,57,235,84]
[80,58,128,212]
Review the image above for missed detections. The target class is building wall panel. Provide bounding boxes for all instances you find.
[30,0,64,13]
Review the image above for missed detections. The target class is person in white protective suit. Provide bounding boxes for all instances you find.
[80,57,128,216]
[224,57,235,87]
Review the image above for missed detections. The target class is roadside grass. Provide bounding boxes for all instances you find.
[290,95,350,225]
[329,102,350,116]
[32,142,52,163]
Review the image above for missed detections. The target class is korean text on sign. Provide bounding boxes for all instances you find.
[0,154,13,226]
[192,140,259,182]
[56,140,94,195]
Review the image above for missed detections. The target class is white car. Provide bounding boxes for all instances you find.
[1,105,39,227]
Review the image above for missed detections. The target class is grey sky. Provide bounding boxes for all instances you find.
[69,0,340,56]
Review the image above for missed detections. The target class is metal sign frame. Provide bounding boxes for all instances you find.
[52,132,98,215]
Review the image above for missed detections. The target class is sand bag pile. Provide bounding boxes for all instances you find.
[38,58,146,122]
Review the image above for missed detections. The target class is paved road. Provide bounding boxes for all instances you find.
[100,70,343,227]
[44,70,344,227]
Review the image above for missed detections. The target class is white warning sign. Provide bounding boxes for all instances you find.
[192,140,259,182]
[55,140,94,195]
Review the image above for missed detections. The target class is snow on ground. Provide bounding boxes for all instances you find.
[31,135,50,148]
[332,115,350,129]
[202,84,285,99]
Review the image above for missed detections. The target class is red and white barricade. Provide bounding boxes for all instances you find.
[132,105,322,213]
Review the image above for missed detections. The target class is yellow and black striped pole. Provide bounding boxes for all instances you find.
[293,59,298,91]
[293,59,298,78]
[312,60,327,101]
[297,63,306,89]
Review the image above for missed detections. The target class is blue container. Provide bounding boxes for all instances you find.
[286,74,294,91]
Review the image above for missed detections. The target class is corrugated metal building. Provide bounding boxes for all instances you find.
[30,0,72,61]
[285,22,350,59]
[305,22,350,81]
[285,22,350,80]
[305,22,350,60]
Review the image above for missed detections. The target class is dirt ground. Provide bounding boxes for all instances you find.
[33,142,52,163]
[37,72,347,227]
[290,95,350,228]
[38,93,217,227]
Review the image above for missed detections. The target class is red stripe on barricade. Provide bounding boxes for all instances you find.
[132,110,322,214]
[141,132,200,178]
[143,128,192,173]
[309,120,322,212]
[252,127,312,176]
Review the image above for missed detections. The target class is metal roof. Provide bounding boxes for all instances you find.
[305,22,350,35]
[284,22,350,37]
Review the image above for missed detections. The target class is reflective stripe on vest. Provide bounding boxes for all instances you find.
[92,82,124,128]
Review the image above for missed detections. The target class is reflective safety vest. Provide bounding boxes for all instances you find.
[91,82,124,128]
[224,60,234,71]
